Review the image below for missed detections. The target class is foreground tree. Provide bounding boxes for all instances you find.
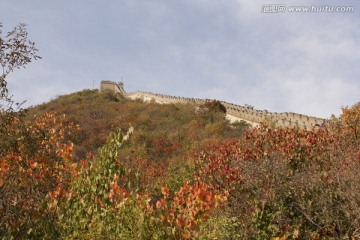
[0,112,77,238]
[0,22,41,106]
[0,22,62,238]
[341,102,360,139]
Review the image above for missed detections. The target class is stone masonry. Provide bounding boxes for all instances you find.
[100,80,125,94]
[100,81,327,129]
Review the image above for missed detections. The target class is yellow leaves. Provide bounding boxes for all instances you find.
[56,142,74,161]
[273,236,286,240]
[292,229,299,239]
[341,102,360,138]
[272,229,299,240]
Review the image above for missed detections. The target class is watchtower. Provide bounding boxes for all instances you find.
[100,80,125,94]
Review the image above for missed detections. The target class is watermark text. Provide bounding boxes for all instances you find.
[261,5,355,13]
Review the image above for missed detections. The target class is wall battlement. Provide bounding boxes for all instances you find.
[101,81,327,129]
[125,91,326,129]
[100,80,125,94]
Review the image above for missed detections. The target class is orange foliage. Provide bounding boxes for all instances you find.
[124,156,168,191]
[156,181,227,239]
[195,123,360,238]
[0,112,77,236]
[341,102,360,139]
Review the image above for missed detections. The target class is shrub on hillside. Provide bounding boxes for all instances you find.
[195,122,360,239]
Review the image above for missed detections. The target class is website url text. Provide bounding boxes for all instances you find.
[261,5,355,13]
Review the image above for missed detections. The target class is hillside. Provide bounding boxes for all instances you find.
[28,89,249,193]
[29,89,249,161]
[3,87,360,239]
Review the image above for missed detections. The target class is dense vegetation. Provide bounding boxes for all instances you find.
[28,90,249,194]
[2,88,360,239]
[30,90,248,160]
[2,22,360,239]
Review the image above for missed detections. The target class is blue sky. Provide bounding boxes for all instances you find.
[1,0,359,118]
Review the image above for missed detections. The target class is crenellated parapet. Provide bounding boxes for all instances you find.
[124,91,327,129]
[125,91,205,104]
[100,81,327,129]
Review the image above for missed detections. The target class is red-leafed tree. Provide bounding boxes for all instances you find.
[0,112,77,238]
[155,181,227,239]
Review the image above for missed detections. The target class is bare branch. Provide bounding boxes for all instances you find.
[0,22,41,102]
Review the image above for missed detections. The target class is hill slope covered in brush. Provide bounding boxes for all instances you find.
[3,88,360,239]
[29,89,249,158]
[28,89,249,192]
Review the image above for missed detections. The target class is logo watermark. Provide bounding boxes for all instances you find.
[261,4,355,13]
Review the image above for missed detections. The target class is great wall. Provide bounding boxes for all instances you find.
[100,80,327,129]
